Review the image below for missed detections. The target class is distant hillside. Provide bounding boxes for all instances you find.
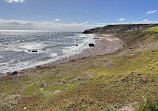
[83,24,158,34]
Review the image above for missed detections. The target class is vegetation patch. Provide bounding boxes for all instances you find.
[135,98,158,111]
[145,27,158,32]
[132,31,158,40]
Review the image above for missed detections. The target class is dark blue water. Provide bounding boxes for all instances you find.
[0,30,95,74]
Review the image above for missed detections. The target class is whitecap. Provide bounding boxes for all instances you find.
[62,34,95,56]
[0,33,96,74]
[50,53,58,57]
[19,42,45,50]
[0,55,3,58]
[17,42,47,53]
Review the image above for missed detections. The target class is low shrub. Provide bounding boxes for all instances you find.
[135,98,158,111]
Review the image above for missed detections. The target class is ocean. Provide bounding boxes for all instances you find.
[0,30,95,74]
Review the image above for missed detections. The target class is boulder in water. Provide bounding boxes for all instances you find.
[89,43,95,47]
[12,71,18,76]
[31,50,38,52]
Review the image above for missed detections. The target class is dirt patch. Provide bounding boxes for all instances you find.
[119,102,138,111]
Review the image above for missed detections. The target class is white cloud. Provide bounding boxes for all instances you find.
[142,19,149,23]
[1,19,157,32]
[96,19,158,26]
[95,22,129,27]
[146,10,157,14]
[54,19,60,22]
[81,21,89,25]
[0,19,97,32]
[5,0,24,3]
[132,19,158,24]
[118,18,126,22]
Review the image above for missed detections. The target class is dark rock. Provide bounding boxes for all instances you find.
[89,43,95,47]
[28,49,38,52]
[31,50,38,52]
[12,71,18,76]
[93,37,99,39]
[76,45,78,46]
[83,30,93,34]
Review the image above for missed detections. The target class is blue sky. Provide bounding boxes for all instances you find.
[0,0,158,31]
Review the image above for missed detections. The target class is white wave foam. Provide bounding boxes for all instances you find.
[19,42,45,50]
[0,55,3,58]
[0,42,46,53]
[62,34,95,56]
[77,34,95,38]
[50,53,58,57]
[0,34,96,74]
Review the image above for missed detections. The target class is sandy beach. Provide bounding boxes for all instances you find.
[47,34,124,65]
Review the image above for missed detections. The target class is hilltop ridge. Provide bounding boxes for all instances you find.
[83,24,158,34]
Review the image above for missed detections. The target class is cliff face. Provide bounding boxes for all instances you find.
[83,24,158,34]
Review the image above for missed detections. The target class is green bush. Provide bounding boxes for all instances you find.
[135,98,158,111]
[133,32,146,40]
[132,31,157,40]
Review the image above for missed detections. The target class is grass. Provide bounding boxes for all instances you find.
[132,31,158,40]
[145,27,158,32]
[129,27,158,41]
[0,28,158,110]
[135,98,158,111]
[0,48,158,111]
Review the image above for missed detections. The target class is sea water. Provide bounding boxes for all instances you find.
[0,30,95,74]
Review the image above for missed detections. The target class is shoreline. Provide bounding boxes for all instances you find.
[1,25,158,111]
[3,34,124,76]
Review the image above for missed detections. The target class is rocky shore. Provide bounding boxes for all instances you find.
[3,24,158,76]
[3,33,124,76]
[51,34,124,64]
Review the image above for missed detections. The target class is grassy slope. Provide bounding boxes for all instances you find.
[146,27,158,32]
[0,28,158,111]
[131,27,158,40]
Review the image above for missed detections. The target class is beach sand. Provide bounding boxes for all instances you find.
[49,34,124,65]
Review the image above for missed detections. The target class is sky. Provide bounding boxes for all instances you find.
[0,0,158,31]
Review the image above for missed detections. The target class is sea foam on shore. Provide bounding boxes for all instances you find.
[0,31,95,74]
